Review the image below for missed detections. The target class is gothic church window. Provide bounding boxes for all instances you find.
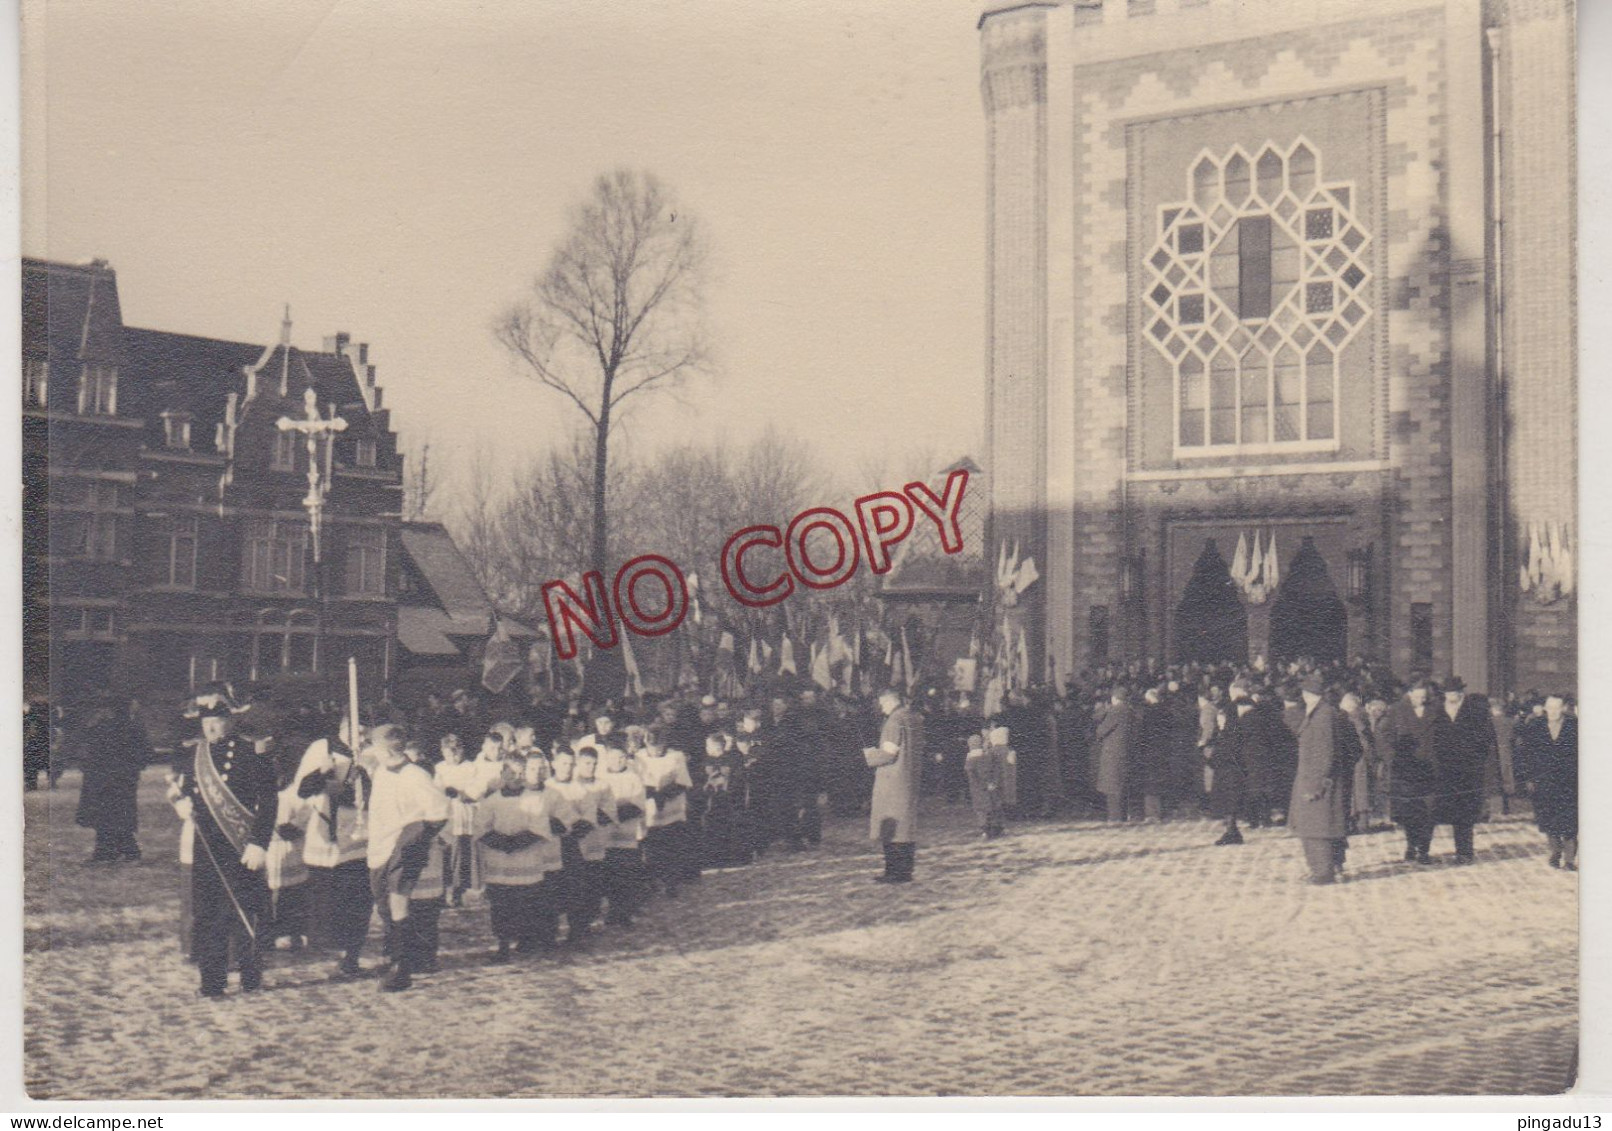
[1144,139,1371,455]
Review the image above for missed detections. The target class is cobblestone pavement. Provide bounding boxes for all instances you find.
[25,770,1576,1099]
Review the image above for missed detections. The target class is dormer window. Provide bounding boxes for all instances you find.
[24,358,47,407]
[355,439,377,468]
[78,364,117,416]
[162,411,192,450]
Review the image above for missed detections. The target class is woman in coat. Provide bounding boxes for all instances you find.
[1518,695,1577,870]
[1210,681,1264,845]
[73,696,151,863]
[1093,688,1135,823]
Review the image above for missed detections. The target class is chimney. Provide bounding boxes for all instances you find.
[357,342,369,366]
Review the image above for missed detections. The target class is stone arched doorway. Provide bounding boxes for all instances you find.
[1269,535,1347,664]
[1174,538,1248,664]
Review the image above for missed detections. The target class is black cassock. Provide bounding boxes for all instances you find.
[180,734,277,995]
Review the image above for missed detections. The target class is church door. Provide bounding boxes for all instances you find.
[1174,539,1248,664]
[1268,535,1347,664]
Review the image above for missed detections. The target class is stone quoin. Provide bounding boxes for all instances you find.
[541,468,970,660]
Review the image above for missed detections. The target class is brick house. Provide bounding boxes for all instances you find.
[980,0,1575,694]
[23,257,406,732]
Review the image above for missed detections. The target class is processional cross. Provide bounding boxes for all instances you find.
[276,386,347,564]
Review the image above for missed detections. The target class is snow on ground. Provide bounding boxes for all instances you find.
[24,769,1576,1098]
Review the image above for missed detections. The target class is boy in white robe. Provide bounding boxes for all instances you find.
[597,740,648,928]
[638,726,694,898]
[366,725,449,993]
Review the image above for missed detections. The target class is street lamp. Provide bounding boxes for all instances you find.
[277,387,347,683]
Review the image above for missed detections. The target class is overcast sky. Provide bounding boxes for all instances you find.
[23,0,986,508]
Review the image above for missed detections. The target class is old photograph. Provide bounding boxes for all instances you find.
[19,0,1579,1101]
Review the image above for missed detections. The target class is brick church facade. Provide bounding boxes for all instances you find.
[980,0,1575,695]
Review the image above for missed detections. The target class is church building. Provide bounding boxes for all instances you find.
[980,0,1575,694]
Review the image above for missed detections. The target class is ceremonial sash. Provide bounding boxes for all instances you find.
[195,741,255,856]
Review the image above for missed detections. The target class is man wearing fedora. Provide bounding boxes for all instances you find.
[1427,676,1497,865]
[176,685,278,998]
[1284,672,1349,884]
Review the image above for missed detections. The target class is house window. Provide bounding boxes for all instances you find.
[58,480,120,560]
[251,609,318,678]
[355,439,377,468]
[77,364,118,416]
[272,431,299,472]
[24,358,47,407]
[1144,138,1369,455]
[168,516,198,587]
[242,518,307,593]
[66,608,117,640]
[163,412,192,450]
[344,526,386,596]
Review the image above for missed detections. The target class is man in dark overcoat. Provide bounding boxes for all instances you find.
[1284,673,1348,884]
[1387,680,1438,864]
[1518,694,1577,870]
[1426,676,1496,864]
[1093,688,1135,823]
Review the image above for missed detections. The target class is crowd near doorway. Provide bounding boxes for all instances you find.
[1268,535,1347,663]
[1173,538,1248,664]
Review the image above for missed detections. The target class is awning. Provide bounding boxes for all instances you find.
[397,606,464,657]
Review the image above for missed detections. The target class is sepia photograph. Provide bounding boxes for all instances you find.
[17,0,1582,1103]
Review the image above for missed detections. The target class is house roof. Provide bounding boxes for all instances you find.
[879,456,990,599]
[400,521,495,626]
[121,327,266,439]
[22,259,128,398]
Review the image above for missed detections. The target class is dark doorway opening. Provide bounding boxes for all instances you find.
[1269,535,1347,664]
[1174,538,1248,664]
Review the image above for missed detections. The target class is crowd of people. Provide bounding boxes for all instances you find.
[50,652,1579,999]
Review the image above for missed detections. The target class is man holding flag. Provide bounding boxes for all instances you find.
[176,686,278,998]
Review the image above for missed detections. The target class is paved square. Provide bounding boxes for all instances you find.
[25,771,1576,1098]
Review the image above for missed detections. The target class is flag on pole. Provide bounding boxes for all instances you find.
[481,618,523,695]
[621,629,645,700]
[1015,556,1040,594]
[688,572,703,625]
[900,625,917,692]
[747,638,762,674]
[779,637,797,676]
[1264,533,1280,590]
[1232,533,1250,586]
[1559,525,1575,596]
[811,642,834,690]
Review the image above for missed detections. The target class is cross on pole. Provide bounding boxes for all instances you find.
[276,386,347,564]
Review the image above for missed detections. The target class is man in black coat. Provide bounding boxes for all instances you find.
[1426,677,1497,864]
[1387,679,1437,863]
[176,688,278,998]
[73,694,151,863]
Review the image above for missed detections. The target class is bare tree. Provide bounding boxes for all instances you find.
[448,447,504,605]
[495,168,709,578]
[402,438,439,522]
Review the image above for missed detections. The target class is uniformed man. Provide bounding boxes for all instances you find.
[176,686,277,998]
